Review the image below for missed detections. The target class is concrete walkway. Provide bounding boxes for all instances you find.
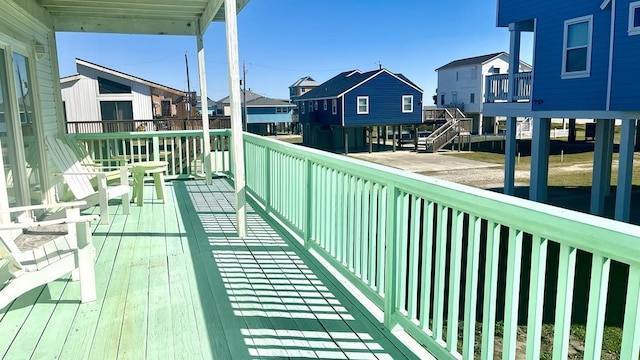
[348,150,500,173]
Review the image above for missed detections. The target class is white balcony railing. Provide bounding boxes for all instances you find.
[485,71,532,103]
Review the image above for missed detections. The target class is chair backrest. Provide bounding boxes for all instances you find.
[0,232,24,272]
[60,137,97,168]
[45,136,97,201]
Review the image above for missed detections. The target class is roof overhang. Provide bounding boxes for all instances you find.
[37,0,250,35]
[76,58,184,95]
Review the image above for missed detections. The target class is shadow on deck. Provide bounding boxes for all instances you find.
[1,179,425,359]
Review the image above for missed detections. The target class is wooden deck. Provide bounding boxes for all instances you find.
[1,179,422,359]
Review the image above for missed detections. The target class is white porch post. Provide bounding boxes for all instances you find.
[508,23,521,102]
[197,31,212,185]
[224,0,247,237]
[504,116,517,195]
[590,119,614,215]
[615,119,637,221]
[529,117,550,202]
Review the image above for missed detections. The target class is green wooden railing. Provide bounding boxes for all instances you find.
[242,132,640,360]
[69,130,232,179]
[65,129,640,359]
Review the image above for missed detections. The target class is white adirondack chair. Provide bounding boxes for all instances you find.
[45,136,130,225]
[0,202,98,310]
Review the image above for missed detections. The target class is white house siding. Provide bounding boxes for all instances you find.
[72,64,154,121]
[437,64,485,114]
[0,2,62,201]
[61,77,101,122]
[437,55,513,115]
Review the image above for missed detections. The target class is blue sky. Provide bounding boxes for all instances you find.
[56,0,533,102]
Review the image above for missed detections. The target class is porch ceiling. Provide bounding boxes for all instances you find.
[37,0,250,35]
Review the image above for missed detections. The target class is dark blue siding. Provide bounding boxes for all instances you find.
[610,0,640,111]
[497,0,540,26]
[531,6,610,111]
[297,99,341,126]
[342,72,422,126]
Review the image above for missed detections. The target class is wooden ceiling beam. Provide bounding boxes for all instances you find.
[53,15,198,35]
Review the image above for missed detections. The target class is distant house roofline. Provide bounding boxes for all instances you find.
[289,76,320,88]
[336,68,423,98]
[435,52,532,71]
[60,74,82,83]
[74,58,186,96]
[298,68,423,101]
[217,90,293,107]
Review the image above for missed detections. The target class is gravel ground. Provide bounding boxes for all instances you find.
[417,167,530,189]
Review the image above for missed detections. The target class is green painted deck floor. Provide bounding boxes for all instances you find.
[1,179,420,359]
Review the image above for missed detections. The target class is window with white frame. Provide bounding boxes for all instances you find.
[314,101,318,111]
[323,99,327,111]
[629,1,640,35]
[357,96,369,114]
[301,102,305,114]
[402,95,413,113]
[332,99,337,114]
[562,15,593,78]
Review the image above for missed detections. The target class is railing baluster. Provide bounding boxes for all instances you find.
[407,195,420,322]
[376,184,387,296]
[324,166,332,250]
[347,175,356,269]
[303,159,312,245]
[462,215,481,360]
[525,236,549,360]
[361,180,371,283]
[397,191,410,313]
[447,210,464,353]
[620,266,640,359]
[368,183,379,289]
[552,245,577,360]
[433,204,449,342]
[383,183,398,329]
[481,222,500,358]
[447,209,464,354]
[354,178,363,277]
[419,200,435,332]
[327,168,336,253]
[503,228,523,360]
[583,255,611,359]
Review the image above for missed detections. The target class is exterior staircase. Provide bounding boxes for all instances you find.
[420,108,472,153]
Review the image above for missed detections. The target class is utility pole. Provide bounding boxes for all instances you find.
[185,53,191,126]
[242,61,247,131]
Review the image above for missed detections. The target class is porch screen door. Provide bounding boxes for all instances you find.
[0,48,21,207]
[0,47,45,209]
[12,52,44,205]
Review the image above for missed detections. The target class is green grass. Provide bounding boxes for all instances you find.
[446,140,640,189]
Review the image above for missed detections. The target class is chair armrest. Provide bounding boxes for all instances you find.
[92,158,128,166]
[0,201,88,213]
[0,214,99,231]
[54,171,99,177]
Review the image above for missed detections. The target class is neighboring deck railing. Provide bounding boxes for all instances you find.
[420,118,472,153]
[485,71,532,103]
[68,129,232,179]
[66,117,230,134]
[242,132,640,360]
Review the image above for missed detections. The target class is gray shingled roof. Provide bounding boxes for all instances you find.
[435,52,507,71]
[217,89,263,105]
[247,97,295,107]
[289,76,319,88]
[217,89,293,107]
[298,69,422,101]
